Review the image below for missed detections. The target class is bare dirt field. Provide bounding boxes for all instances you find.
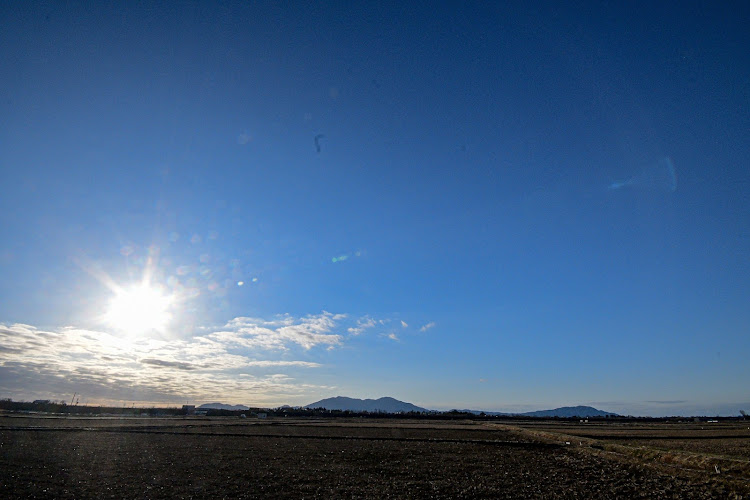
[1,415,748,498]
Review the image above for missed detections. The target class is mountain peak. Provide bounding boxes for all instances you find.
[520,405,617,418]
[307,396,426,413]
[198,402,250,411]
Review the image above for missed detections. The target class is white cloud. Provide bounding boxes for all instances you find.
[275,312,344,349]
[0,315,340,407]
[401,320,408,328]
[420,322,436,332]
[0,311,412,405]
[219,311,343,350]
[347,316,376,336]
[245,360,322,368]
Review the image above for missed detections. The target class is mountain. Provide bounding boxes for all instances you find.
[307,396,427,413]
[450,406,617,417]
[198,403,250,411]
[518,406,617,418]
[304,398,615,417]
[454,409,510,416]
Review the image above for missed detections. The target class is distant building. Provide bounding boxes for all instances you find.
[256,412,267,419]
[182,405,196,415]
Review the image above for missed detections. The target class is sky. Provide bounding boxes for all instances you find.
[0,2,748,417]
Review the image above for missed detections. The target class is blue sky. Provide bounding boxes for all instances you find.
[1,2,748,416]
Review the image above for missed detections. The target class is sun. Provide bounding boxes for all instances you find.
[104,283,173,335]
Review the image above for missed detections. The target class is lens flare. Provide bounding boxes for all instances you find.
[609,157,676,192]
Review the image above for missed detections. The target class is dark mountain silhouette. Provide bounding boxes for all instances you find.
[307,398,616,417]
[456,405,617,417]
[198,402,250,411]
[307,396,427,413]
[518,405,617,417]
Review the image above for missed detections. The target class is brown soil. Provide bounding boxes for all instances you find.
[1,416,748,499]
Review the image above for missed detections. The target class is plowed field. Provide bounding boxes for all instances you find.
[1,416,748,498]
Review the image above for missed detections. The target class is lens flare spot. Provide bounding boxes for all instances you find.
[609,157,677,192]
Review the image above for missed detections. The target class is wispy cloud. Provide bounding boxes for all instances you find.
[0,314,345,406]
[347,316,376,336]
[401,320,408,328]
[141,358,200,371]
[386,333,399,342]
[419,322,436,332]
[221,311,344,350]
[245,360,322,368]
[587,400,750,417]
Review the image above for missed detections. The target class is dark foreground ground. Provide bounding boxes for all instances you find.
[1,415,748,498]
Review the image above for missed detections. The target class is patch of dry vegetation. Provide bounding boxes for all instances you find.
[501,419,750,496]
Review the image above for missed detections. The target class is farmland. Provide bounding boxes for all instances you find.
[1,415,748,498]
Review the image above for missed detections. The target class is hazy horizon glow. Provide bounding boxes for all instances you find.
[1,2,748,417]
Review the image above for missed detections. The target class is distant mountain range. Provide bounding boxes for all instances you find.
[306,396,427,413]
[198,402,250,411]
[199,397,618,417]
[517,405,617,418]
[456,405,618,417]
[307,397,617,417]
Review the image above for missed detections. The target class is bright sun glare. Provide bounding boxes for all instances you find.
[105,283,172,335]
